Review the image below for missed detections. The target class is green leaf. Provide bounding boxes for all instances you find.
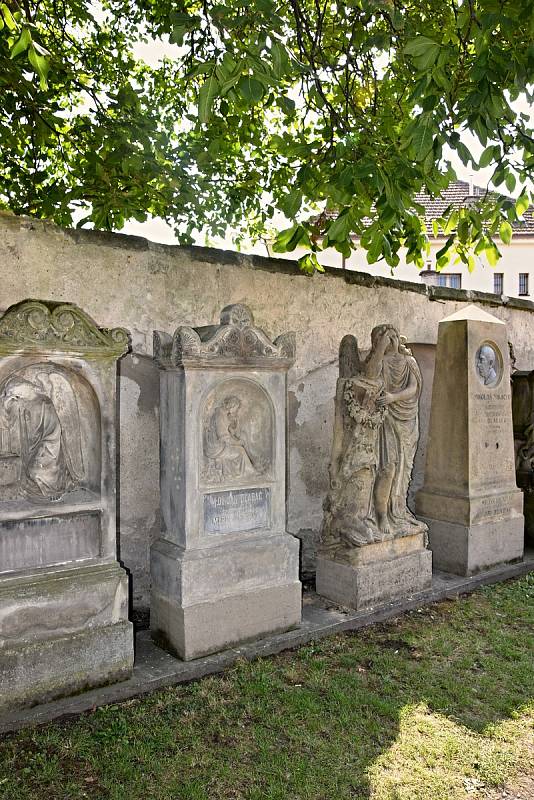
[271,40,289,78]
[326,210,352,243]
[478,144,498,169]
[298,253,322,274]
[279,189,302,218]
[237,76,264,104]
[516,193,530,217]
[10,27,31,59]
[505,172,516,193]
[410,114,434,159]
[28,44,49,89]
[272,224,310,253]
[486,243,500,267]
[198,72,220,123]
[404,36,441,70]
[499,220,512,245]
[0,3,17,31]
[458,217,469,243]
[456,141,474,167]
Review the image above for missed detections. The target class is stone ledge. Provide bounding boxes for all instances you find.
[1,550,532,733]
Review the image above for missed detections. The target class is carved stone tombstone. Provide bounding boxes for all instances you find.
[0,300,133,711]
[416,305,524,575]
[151,304,301,660]
[316,326,432,610]
[511,368,534,545]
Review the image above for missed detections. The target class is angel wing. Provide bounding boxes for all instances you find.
[338,334,361,379]
[38,372,85,483]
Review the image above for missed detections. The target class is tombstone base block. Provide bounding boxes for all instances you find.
[316,539,432,611]
[0,562,133,711]
[422,515,524,576]
[150,533,302,661]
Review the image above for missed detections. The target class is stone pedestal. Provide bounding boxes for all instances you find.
[317,532,432,609]
[416,305,524,576]
[0,301,134,711]
[150,304,301,661]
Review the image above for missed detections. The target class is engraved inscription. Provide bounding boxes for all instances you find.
[204,488,271,534]
[475,342,502,388]
[470,386,516,483]
[472,492,519,523]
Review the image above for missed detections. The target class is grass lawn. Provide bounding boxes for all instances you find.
[1,574,533,800]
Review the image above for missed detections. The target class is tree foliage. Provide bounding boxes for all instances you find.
[1,0,533,272]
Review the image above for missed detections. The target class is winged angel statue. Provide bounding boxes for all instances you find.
[319,325,427,563]
[0,369,84,501]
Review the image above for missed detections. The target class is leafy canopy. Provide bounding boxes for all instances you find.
[1,0,533,273]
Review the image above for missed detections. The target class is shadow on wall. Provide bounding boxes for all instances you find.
[117,353,161,611]
[407,342,437,512]
[287,360,338,579]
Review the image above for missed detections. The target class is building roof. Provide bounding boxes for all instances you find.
[414,180,534,237]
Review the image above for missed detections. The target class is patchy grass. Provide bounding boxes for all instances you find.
[0,574,533,800]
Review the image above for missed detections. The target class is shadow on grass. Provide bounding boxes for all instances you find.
[0,574,533,800]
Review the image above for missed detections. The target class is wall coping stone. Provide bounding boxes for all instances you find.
[2,211,534,314]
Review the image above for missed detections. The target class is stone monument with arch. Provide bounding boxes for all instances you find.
[150,304,301,660]
[0,300,133,711]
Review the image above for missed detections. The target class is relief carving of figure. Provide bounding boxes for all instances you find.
[320,325,427,563]
[203,396,259,484]
[0,370,84,501]
[476,344,498,386]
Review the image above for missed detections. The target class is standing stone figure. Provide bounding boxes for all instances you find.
[320,324,427,564]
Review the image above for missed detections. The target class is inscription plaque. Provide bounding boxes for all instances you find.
[204,487,271,534]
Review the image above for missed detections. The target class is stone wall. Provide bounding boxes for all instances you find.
[2,212,534,608]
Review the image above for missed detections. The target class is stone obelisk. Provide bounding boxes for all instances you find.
[416,305,524,575]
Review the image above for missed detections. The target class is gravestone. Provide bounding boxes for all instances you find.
[150,304,301,660]
[511,368,534,545]
[416,305,524,575]
[316,325,432,610]
[0,300,133,711]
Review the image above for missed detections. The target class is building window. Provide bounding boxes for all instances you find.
[519,273,529,296]
[437,273,462,289]
[494,273,504,295]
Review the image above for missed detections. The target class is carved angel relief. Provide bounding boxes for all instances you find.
[0,365,86,502]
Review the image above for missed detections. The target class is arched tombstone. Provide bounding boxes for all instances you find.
[151,304,301,660]
[0,300,133,711]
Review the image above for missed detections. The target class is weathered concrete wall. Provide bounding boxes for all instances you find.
[2,212,534,607]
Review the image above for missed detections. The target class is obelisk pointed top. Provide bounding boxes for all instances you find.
[440,304,504,325]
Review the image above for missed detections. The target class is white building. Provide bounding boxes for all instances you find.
[285,181,534,298]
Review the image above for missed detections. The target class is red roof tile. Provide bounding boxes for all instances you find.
[414,180,534,236]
